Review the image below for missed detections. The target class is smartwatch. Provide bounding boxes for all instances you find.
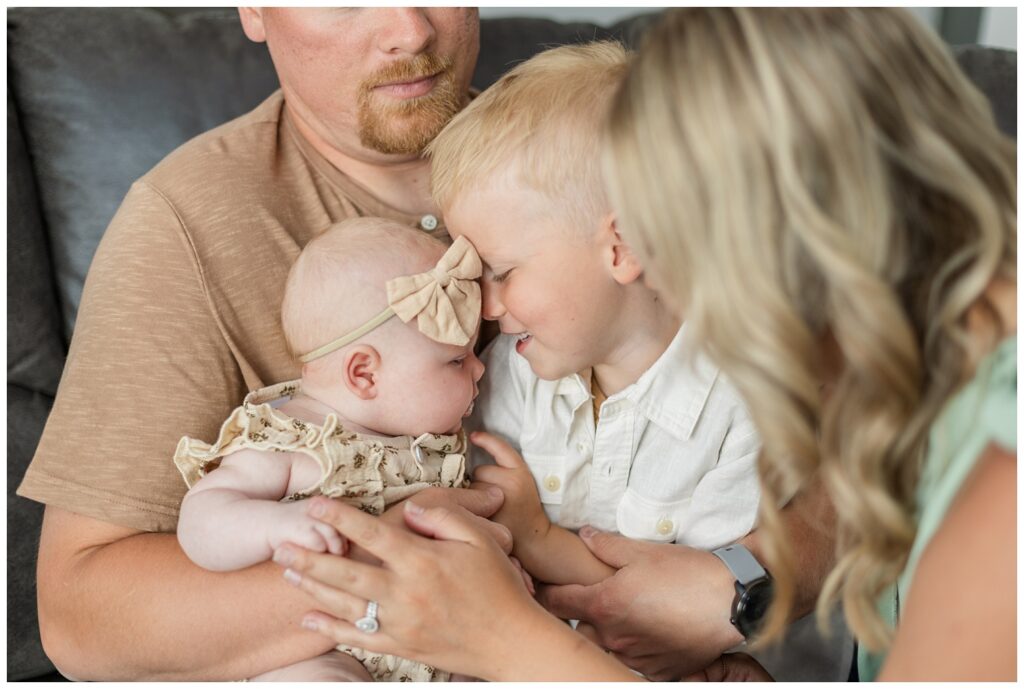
[711,543,774,639]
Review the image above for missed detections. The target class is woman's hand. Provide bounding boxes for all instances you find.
[273,497,531,678]
[272,496,630,681]
[537,527,742,680]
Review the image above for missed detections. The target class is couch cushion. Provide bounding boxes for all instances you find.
[7,86,66,395]
[7,385,56,680]
[7,8,280,337]
[952,45,1016,136]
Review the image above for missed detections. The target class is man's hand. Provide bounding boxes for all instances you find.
[470,431,552,548]
[348,484,509,565]
[537,527,742,680]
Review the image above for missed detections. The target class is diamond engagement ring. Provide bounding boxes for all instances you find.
[355,600,380,634]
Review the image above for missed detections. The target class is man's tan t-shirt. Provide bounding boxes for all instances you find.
[17,91,450,532]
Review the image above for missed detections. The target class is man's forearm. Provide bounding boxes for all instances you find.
[740,477,836,619]
[38,510,334,680]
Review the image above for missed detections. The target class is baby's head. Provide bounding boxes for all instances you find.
[282,217,484,436]
[428,42,657,381]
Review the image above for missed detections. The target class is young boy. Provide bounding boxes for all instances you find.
[427,41,852,681]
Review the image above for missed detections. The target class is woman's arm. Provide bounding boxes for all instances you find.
[879,443,1015,681]
[276,497,641,682]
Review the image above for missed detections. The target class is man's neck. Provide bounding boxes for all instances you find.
[288,107,439,217]
[591,290,682,397]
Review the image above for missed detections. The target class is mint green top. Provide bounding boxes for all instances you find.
[858,336,1016,681]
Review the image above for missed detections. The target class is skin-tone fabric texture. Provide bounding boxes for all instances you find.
[16,91,452,532]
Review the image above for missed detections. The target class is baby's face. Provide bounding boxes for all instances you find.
[373,324,485,436]
[445,184,624,381]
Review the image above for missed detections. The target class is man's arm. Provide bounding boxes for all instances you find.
[37,506,337,681]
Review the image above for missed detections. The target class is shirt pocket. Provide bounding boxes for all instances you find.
[616,489,691,543]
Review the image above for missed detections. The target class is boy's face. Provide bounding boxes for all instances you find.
[374,324,485,435]
[446,184,624,381]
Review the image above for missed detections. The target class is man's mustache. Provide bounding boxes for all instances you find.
[362,53,454,93]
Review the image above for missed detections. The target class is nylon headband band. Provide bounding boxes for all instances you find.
[298,307,396,363]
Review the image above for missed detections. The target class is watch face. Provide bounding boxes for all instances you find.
[734,578,775,638]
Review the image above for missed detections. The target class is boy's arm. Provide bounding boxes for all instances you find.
[471,432,615,586]
[178,449,344,571]
[514,522,616,586]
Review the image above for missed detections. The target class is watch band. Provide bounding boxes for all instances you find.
[712,544,766,586]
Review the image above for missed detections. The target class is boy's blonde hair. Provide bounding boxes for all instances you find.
[604,8,1015,650]
[282,218,447,364]
[428,41,630,232]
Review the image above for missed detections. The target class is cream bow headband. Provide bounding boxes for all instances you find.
[299,236,482,363]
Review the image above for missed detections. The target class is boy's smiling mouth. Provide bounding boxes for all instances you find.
[510,331,533,354]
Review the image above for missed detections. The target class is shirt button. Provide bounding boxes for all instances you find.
[413,445,427,464]
[543,475,561,493]
[419,214,438,231]
[656,518,674,535]
[576,442,590,455]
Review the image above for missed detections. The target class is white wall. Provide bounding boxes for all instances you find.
[979,7,1017,49]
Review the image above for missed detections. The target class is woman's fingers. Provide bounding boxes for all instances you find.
[275,546,390,603]
[301,611,399,656]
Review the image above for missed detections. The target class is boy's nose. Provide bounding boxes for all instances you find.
[481,281,506,321]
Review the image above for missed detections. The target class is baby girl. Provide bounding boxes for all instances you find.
[173,217,484,682]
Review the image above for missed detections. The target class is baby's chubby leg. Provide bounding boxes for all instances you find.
[249,650,373,682]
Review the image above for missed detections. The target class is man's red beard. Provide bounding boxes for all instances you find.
[358,53,464,155]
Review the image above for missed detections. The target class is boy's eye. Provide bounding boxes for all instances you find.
[491,269,512,284]
[450,357,466,367]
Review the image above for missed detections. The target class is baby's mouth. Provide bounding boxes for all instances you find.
[514,331,532,353]
[463,400,475,418]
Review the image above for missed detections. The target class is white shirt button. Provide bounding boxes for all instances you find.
[413,445,427,464]
[656,518,674,535]
[543,475,561,492]
[419,214,438,231]
[576,441,590,455]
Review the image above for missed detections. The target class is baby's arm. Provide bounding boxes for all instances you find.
[177,449,344,571]
[471,432,615,586]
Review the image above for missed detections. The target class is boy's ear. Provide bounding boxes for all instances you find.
[343,346,381,400]
[602,213,644,286]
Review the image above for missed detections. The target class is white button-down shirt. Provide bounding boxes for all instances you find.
[469,324,761,550]
[469,325,854,681]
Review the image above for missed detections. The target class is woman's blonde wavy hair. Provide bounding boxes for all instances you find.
[603,8,1015,650]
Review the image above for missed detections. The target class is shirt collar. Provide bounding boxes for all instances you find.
[633,325,719,441]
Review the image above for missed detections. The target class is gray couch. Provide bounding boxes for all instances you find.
[6,7,1015,681]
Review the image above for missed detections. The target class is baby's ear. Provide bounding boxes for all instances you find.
[343,346,381,399]
[603,214,644,286]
